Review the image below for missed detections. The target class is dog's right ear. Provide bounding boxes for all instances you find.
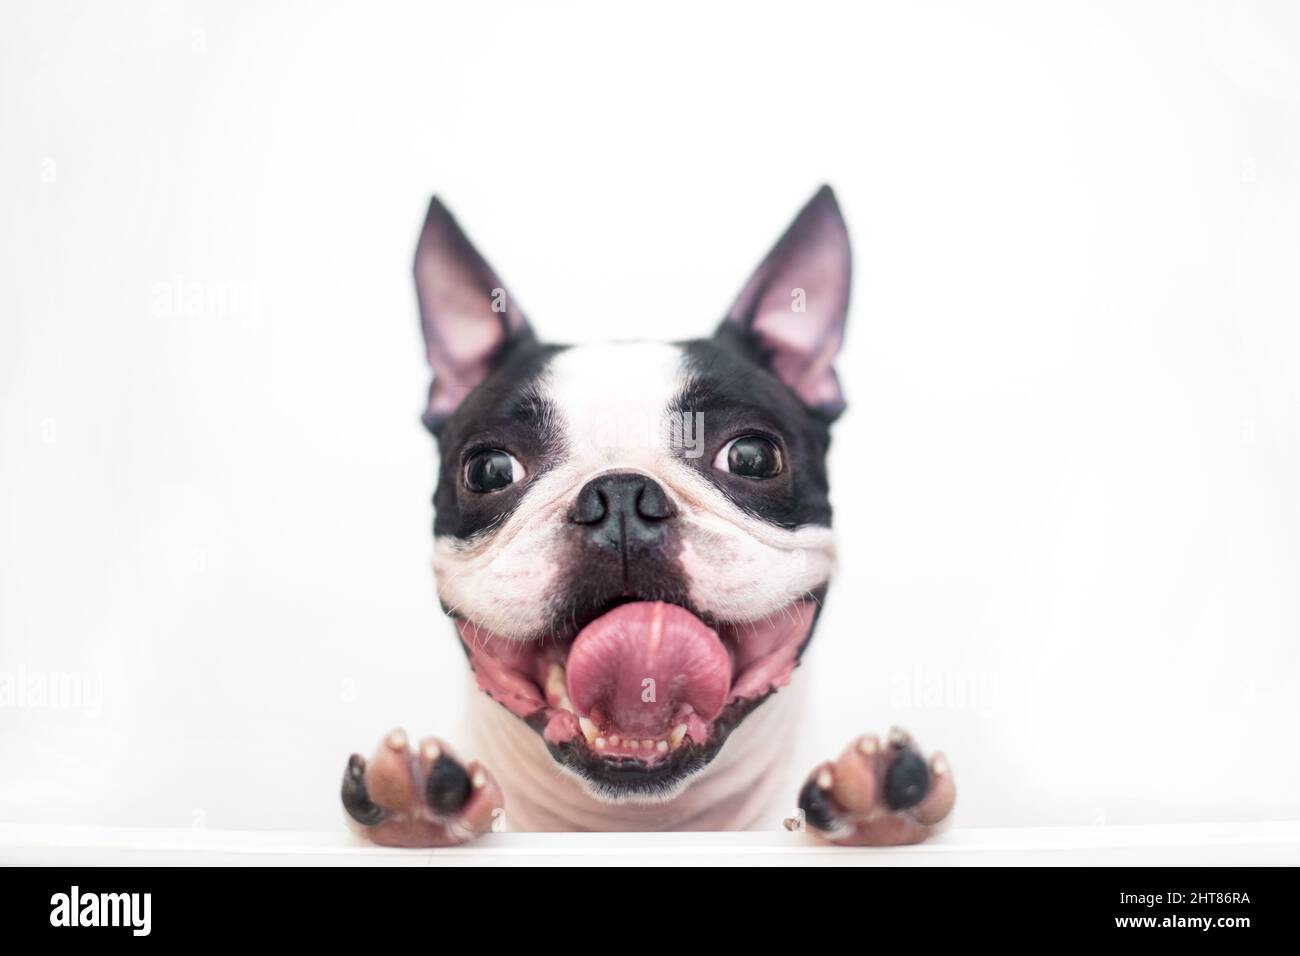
[414,197,534,432]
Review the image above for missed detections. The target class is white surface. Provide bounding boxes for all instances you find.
[1,1,1299,837]
[3,822,1298,866]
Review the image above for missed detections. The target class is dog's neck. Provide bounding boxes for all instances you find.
[467,674,806,832]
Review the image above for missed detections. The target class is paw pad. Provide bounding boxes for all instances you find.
[883,745,931,810]
[425,754,472,816]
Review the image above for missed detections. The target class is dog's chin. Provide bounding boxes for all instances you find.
[455,596,820,800]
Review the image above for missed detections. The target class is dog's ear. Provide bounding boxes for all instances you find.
[414,197,534,431]
[719,185,851,419]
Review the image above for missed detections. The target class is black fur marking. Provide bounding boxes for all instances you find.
[431,342,569,540]
[673,330,833,530]
[341,754,385,827]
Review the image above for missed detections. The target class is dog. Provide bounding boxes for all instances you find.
[340,186,955,845]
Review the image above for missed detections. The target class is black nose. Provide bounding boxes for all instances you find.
[572,472,675,553]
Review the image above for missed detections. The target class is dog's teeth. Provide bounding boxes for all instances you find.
[641,739,655,751]
[546,663,574,712]
[656,740,669,754]
[594,737,607,750]
[608,735,620,746]
[669,724,688,750]
[545,663,564,694]
[628,739,639,751]
[579,716,600,744]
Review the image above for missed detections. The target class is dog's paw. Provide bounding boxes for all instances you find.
[785,728,955,846]
[341,729,504,847]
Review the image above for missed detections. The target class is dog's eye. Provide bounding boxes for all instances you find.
[464,449,524,493]
[715,435,783,479]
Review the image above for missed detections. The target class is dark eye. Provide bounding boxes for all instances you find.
[464,449,524,493]
[715,435,783,479]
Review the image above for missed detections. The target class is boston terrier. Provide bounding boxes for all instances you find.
[340,186,955,846]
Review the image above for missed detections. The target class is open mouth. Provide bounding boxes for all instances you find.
[456,598,818,796]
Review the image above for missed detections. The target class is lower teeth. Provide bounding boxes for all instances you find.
[576,720,689,753]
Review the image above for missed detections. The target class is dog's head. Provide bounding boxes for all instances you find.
[415,187,851,799]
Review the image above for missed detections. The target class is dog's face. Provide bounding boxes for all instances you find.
[415,187,851,799]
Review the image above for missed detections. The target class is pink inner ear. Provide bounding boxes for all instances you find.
[425,361,486,422]
[725,187,852,415]
[413,197,531,427]
[770,347,845,412]
[424,310,508,419]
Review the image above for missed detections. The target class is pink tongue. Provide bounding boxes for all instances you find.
[566,602,732,736]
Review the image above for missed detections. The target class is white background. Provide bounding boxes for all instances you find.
[2,0,1298,834]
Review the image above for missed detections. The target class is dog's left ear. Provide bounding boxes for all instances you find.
[719,185,851,419]
[414,197,534,432]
